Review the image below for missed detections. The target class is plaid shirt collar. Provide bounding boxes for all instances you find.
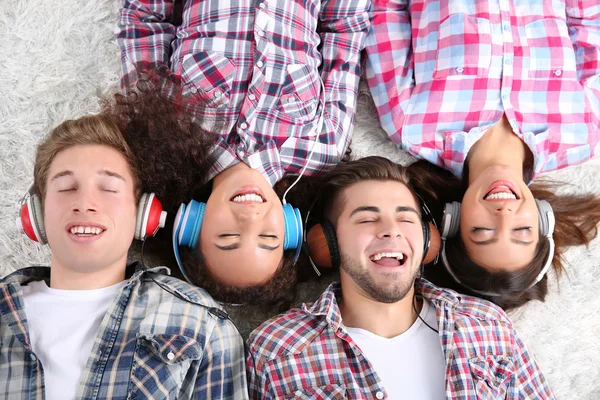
[302,279,462,332]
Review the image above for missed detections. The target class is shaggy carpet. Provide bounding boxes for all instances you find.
[1,1,599,398]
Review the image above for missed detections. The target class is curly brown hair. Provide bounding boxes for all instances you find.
[104,68,338,306]
[406,159,600,311]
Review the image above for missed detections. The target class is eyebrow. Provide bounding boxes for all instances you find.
[215,243,280,251]
[349,205,420,218]
[470,238,533,246]
[50,169,126,182]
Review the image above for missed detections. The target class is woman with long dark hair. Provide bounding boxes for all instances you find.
[366,0,600,309]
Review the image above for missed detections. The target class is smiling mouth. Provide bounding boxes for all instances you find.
[68,225,106,237]
[370,252,407,267]
[230,192,265,204]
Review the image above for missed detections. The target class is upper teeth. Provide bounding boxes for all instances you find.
[70,226,103,235]
[371,252,404,261]
[232,193,264,203]
[485,192,517,200]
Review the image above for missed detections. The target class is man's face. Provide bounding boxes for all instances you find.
[335,180,425,303]
[43,144,137,274]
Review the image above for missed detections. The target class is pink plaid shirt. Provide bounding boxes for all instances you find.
[365,0,600,179]
[117,0,369,186]
[247,280,555,399]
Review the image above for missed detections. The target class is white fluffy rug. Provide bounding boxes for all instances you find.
[1,1,599,398]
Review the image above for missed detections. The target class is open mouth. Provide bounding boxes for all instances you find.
[370,251,407,267]
[230,187,266,204]
[68,225,106,237]
[484,181,520,201]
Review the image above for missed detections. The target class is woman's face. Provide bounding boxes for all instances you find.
[460,165,539,271]
[199,166,285,287]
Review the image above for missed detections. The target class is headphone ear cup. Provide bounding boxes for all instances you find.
[535,199,553,237]
[283,203,303,250]
[306,220,340,269]
[21,194,47,244]
[423,221,441,265]
[441,201,461,239]
[135,192,167,241]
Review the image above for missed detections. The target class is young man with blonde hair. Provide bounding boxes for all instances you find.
[0,114,247,399]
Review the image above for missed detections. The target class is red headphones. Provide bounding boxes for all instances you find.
[16,184,167,244]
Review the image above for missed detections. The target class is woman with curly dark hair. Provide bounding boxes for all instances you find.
[101,76,337,306]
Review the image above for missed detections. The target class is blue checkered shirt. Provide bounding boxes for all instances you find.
[0,262,248,399]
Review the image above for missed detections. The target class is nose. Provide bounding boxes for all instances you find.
[493,203,515,215]
[378,219,403,239]
[72,188,98,214]
[236,207,263,222]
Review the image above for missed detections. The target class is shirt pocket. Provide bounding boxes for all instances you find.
[524,18,577,80]
[181,51,235,108]
[468,355,514,399]
[129,334,203,399]
[285,384,347,399]
[280,63,320,121]
[434,14,492,79]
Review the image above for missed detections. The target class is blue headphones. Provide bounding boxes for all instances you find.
[172,200,303,284]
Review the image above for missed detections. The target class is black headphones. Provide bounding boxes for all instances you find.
[303,192,441,274]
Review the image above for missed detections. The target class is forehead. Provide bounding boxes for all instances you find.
[49,145,131,176]
[340,180,418,211]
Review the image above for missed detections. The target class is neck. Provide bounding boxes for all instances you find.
[467,116,532,183]
[338,276,419,338]
[49,255,127,290]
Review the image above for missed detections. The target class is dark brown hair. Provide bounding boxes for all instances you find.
[407,159,600,310]
[104,68,329,305]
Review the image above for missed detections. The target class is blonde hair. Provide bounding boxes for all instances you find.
[33,114,141,202]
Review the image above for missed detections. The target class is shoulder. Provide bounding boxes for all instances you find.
[247,304,327,364]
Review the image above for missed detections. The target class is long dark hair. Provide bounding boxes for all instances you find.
[407,160,600,310]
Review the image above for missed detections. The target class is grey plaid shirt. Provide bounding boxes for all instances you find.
[0,262,248,399]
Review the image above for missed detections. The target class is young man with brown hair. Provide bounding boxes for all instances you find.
[0,114,247,399]
[247,156,554,399]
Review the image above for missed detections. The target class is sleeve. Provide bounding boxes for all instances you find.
[116,0,177,91]
[311,0,370,167]
[566,0,600,133]
[508,330,556,400]
[363,0,414,144]
[193,319,249,399]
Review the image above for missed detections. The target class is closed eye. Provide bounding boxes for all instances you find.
[259,235,278,239]
[513,226,531,232]
[218,233,240,238]
[472,227,494,232]
[58,188,76,193]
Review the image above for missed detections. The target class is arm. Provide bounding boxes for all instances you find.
[116,0,177,91]
[363,0,414,144]
[193,320,249,399]
[567,0,600,132]
[508,330,555,399]
[314,0,370,164]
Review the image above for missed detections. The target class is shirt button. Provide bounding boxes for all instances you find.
[240,122,248,130]
[167,352,175,361]
[287,97,295,103]
[257,61,264,68]
[376,391,384,399]
[554,69,562,77]
[505,58,512,65]
[503,23,510,32]
[456,67,464,73]
[213,90,222,98]
[190,86,198,94]
[30,354,37,362]
[257,30,265,38]
[248,94,256,101]
[259,3,267,9]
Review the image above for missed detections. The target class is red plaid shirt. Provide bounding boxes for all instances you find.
[247,280,555,399]
[365,0,600,179]
[117,0,369,186]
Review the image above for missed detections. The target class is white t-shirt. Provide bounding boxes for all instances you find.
[346,300,446,399]
[22,280,126,400]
